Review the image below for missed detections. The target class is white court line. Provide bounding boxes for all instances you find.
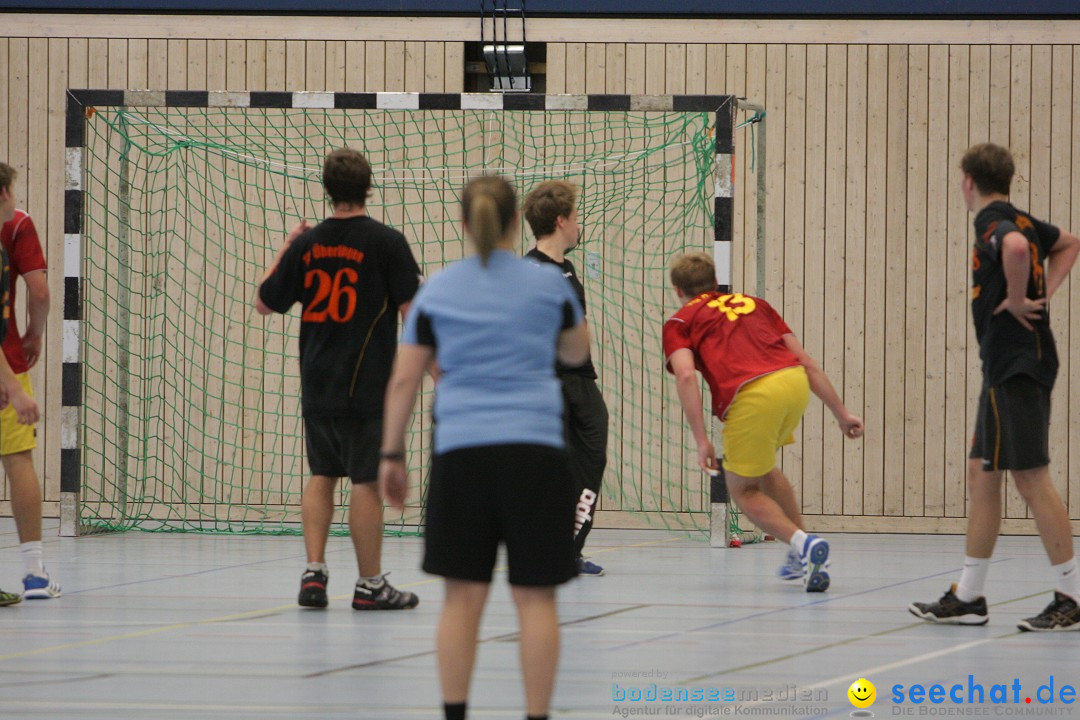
[798,631,1018,698]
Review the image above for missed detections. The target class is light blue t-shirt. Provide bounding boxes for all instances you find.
[402,249,585,454]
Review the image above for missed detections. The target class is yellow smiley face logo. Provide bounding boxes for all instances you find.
[848,678,876,709]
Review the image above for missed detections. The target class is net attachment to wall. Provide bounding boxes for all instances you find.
[79,104,744,536]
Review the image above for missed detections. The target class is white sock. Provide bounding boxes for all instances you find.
[306,562,328,575]
[20,541,44,577]
[789,530,808,555]
[955,556,991,603]
[1052,558,1080,603]
[360,574,385,589]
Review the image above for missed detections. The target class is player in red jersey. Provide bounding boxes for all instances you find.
[0,162,53,603]
[663,252,863,592]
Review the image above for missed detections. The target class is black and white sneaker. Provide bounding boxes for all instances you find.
[298,569,329,608]
[352,574,419,610]
[909,584,988,625]
[1017,592,1080,632]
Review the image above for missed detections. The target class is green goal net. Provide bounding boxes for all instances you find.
[77,101,721,535]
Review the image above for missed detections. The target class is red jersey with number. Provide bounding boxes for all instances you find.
[0,211,48,375]
[663,291,801,419]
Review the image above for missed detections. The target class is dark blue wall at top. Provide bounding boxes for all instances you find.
[2,0,1078,16]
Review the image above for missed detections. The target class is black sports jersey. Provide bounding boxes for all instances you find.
[259,216,421,419]
[971,201,1061,388]
[525,248,597,379]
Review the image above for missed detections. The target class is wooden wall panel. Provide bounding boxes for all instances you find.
[822,44,846,517]
[5,18,1080,532]
[944,45,971,519]
[923,44,949,519]
[782,44,808,508]
[843,44,868,517]
[904,45,928,519]
[802,44,826,516]
[863,45,889,518]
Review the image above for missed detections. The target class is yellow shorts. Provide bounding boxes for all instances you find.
[721,366,809,478]
[0,372,37,456]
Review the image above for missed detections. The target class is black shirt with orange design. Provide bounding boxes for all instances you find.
[971,200,1061,388]
[259,216,421,419]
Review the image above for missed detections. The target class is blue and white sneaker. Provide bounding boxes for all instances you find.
[799,535,830,593]
[22,571,62,599]
[778,548,804,580]
[577,558,605,576]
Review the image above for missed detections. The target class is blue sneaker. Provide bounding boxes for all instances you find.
[778,549,804,580]
[799,536,830,593]
[577,558,605,576]
[22,571,62,599]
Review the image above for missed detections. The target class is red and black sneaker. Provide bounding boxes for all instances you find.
[352,574,419,610]
[298,569,329,608]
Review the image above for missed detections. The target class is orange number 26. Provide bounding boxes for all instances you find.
[303,268,359,323]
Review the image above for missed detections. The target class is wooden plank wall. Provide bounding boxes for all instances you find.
[4,15,1080,533]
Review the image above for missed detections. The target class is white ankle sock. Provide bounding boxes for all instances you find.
[789,530,808,555]
[20,541,44,577]
[1052,558,1080,603]
[360,574,386,589]
[955,556,990,603]
[306,562,328,575]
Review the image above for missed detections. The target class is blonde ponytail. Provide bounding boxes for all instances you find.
[462,175,517,266]
[468,194,501,265]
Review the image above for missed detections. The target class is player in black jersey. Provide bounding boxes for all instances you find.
[256,148,422,611]
[911,143,1080,631]
[524,181,609,576]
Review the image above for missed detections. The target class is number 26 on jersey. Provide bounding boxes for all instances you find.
[303,268,358,323]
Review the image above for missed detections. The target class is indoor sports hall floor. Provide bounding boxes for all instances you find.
[0,519,1076,719]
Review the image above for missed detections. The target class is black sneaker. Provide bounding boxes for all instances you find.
[1018,591,1080,632]
[909,584,988,625]
[298,569,329,608]
[352,574,419,610]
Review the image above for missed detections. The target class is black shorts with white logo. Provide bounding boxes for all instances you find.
[423,444,578,586]
[970,374,1051,472]
[304,415,381,484]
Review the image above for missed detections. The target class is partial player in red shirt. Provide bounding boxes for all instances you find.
[0,162,56,603]
[663,252,862,592]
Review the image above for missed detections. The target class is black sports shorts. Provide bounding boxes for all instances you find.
[423,444,578,586]
[970,374,1051,472]
[304,415,381,484]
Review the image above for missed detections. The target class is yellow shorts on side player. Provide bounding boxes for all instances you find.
[0,372,37,456]
[721,365,809,478]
